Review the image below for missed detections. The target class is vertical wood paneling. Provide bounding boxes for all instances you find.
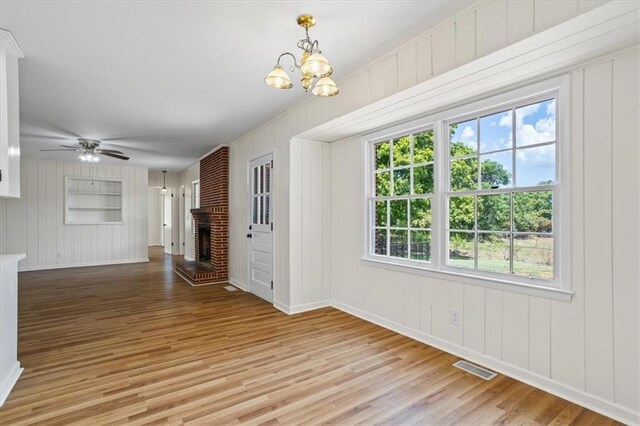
[419,276,433,335]
[583,61,614,401]
[534,0,578,32]
[484,288,503,359]
[578,0,608,13]
[432,22,456,76]
[501,292,529,369]
[507,0,534,44]
[551,69,585,391]
[529,297,551,378]
[456,12,476,65]
[0,159,148,270]
[397,43,417,91]
[384,55,398,97]
[611,52,639,410]
[416,35,432,83]
[463,284,485,354]
[476,0,507,57]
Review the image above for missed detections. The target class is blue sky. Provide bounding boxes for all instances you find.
[451,99,556,187]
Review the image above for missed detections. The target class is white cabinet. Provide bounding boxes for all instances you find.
[65,176,124,224]
[0,29,23,198]
[0,254,24,406]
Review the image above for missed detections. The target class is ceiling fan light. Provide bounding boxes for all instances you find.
[312,77,339,97]
[161,186,168,193]
[264,64,293,89]
[301,50,332,78]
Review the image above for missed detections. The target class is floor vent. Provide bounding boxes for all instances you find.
[453,360,497,380]
[224,285,238,292]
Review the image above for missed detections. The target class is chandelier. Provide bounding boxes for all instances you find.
[264,14,339,97]
[78,138,100,162]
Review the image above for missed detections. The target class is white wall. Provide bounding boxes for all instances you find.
[147,187,162,246]
[0,158,149,270]
[178,162,199,261]
[328,49,638,421]
[226,0,610,307]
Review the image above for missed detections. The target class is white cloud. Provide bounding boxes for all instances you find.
[515,100,555,146]
[499,112,512,128]
[461,125,475,141]
[516,144,555,166]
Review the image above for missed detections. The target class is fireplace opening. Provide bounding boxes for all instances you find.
[198,225,211,263]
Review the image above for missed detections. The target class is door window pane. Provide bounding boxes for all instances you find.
[265,163,271,193]
[253,167,259,195]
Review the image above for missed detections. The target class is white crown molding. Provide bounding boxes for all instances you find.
[0,29,24,58]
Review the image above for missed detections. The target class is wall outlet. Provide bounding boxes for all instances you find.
[57,251,64,259]
[450,308,461,326]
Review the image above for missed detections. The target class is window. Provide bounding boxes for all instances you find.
[372,130,434,261]
[366,78,569,296]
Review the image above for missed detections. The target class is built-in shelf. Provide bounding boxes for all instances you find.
[65,176,123,225]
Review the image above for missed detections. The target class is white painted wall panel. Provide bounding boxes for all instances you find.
[476,0,507,57]
[0,158,148,270]
[506,0,534,44]
[535,0,579,32]
[583,60,614,401]
[456,12,476,65]
[610,52,639,411]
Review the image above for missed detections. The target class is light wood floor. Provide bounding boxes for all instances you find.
[0,248,617,425]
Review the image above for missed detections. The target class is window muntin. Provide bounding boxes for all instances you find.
[367,90,562,290]
[445,98,556,280]
[372,130,434,262]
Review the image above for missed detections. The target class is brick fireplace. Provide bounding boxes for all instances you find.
[176,146,229,284]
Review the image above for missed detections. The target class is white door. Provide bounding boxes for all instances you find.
[248,154,273,303]
[163,191,172,254]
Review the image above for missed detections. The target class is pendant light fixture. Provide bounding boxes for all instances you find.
[161,170,168,193]
[264,14,339,97]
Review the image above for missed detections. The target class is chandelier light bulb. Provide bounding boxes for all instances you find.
[312,77,339,97]
[300,50,332,78]
[264,64,293,89]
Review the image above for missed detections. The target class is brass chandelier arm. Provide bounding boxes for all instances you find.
[277,52,301,72]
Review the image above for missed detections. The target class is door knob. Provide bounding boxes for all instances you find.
[247,233,252,238]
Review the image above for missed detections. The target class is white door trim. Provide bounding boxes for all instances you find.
[247,150,275,303]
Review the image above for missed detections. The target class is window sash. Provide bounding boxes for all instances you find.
[366,85,565,291]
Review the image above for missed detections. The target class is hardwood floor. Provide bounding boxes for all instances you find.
[0,248,617,425]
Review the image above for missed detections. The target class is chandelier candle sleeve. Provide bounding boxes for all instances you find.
[264,14,339,97]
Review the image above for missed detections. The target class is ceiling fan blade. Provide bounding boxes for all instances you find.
[100,152,130,161]
[60,144,81,149]
[98,149,124,155]
[39,149,77,151]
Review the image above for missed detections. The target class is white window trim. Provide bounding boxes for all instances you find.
[191,179,200,236]
[362,75,572,302]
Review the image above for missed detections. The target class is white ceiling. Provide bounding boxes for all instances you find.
[1,1,472,172]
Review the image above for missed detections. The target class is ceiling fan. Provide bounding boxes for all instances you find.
[40,138,129,162]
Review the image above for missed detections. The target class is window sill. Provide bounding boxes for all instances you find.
[360,257,573,302]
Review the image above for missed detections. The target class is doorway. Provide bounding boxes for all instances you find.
[247,153,273,303]
[162,190,172,254]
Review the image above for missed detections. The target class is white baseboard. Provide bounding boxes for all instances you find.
[18,258,149,272]
[273,300,331,315]
[329,301,637,426]
[228,278,247,292]
[271,298,637,425]
[0,361,23,407]
[184,256,195,262]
